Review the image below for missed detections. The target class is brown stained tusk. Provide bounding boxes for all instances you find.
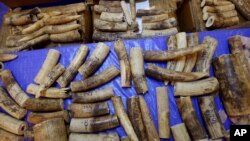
[130,47,148,94]
[69,115,120,133]
[127,96,148,141]
[114,39,131,87]
[19,27,46,42]
[92,30,141,41]
[202,4,235,13]
[144,44,206,62]
[99,0,121,7]
[206,16,239,28]
[196,36,218,73]
[130,0,136,21]
[213,54,250,117]
[136,9,168,17]
[72,87,114,103]
[69,133,120,141]
[4,14,35,26]
[201,0,233,7]
[0,87,27,119]
[24,98,64,112]
[146,63,209,82]
[174,77,219,96]
[112,96,139,141]
[26,83,69,99]
[183,32,199,72]
[0,70,30,107]
[142,17,177,30]
[22,19,45,34]
[69,102,109,118]
[34,49,60,84]
[141,28,178,38]
[230,0,250,20]
[0,129,24,141]
[50,30,81,43]
[57,45,89,87]
[142,13,169,23]
[121,1,132,25]
[203,10,238,21]
[45,15,81,25]
[94,19,128,32]
[94,5,123,14]
[34,118,67,141]
[78,42,110,78]
[177,97,208,140]
[199,95,226,139]
[71,66,120,92]
[139,96,160,141]
[100,12,124,22]
[27,110,69,124]
[171,123,191,141]
[0,113,27,135]
[156,87,170,139]
[45,23,81,34]
[0,54,17,62]
[165,35,177,85]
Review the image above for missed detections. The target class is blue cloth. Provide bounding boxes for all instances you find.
[2,28,250,140]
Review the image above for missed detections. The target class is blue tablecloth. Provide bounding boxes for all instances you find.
[2,28,250,140]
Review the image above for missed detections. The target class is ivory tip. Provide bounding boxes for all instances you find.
[206,16,215,28]
[0,54,18,62]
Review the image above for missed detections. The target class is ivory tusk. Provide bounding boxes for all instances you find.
[72,87,114,103]
[45,15,81,25]
[22,19,45,34]
[69,133,120,141]
[206,16,239,28]
[94,19,128,32]
[142,17,177,30]
[99,0,121,7]
[27,110,70,124]
[4,14,36,26]
[171,123,191,141]
[92,30,141,41]
[114,39,131,87]
[203,10,237,21]
[142,13,169,23]
[201,0,233,7]
[100,12,124,22]
[130,47,148,94]
[136,9,168,17]
[121,1,132,25]
[202,4,235,13]
[0,129,24,141]
[174,77,219,96]
[78,42,110,78]
[24,98,64,112]
[130,0,136,21]
[71,66,119,92]
[69,102,109,118]
[0,54,17,62]
[50,30,81,43]
[0,87,27,119]
[70,115,120,133]
[94,5,123,14]
[24,127,34,140]
[141,28,178,38]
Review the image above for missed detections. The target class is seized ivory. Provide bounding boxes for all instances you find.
[130,47,148,94]
[50,30,81,43]
[213,55,250,116]
[34,118,67,141]
[142,13,169,23]
[165,35,177,85]
[1,70,29,107]
[0,54,17,62]
[139,96,160,141]
[94,5,123,14]
[70,115,119,132]
[144,44,206,61]
[94,19,128,32]
[27,83,69,98]
[177,97,208,140]
[0,113,27,135]
[183,32,199,72]
[4,14,36,26]
[72,87,114,103]
[141,28,178,38]
[201,0,232,7]
[57,45,89,87]
[45,15,81,25]
[206,16,239,28]
[69,133,120,141]
[99,0,121,7]
[114,39,131,87]
[28,110,69,124]
[199,95,225,139]
[203,10,238,21]
[78,42,110,78]
[0,129,24,141]
[92,30,141,41]
[34,49,60,84]
[72,66,119,92]
[112,96,139,141]
[0,87,27,119]
[100,12,124,22]
[195,36,218,73]
[146,64,209,82]
[121,1,132,25]
[22,19,45,34]
[171,123,191,141]
[70,102,109,118]
[127,96,148,141]
[130,0,136,21]
[203,4,235,13]
[230,0,250,20]
[136,9,168,17]
[24,127,34,140]
[142,17,177,30]
[156,87,170,139]
[174,77,219,96]
[24,98,64,112]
